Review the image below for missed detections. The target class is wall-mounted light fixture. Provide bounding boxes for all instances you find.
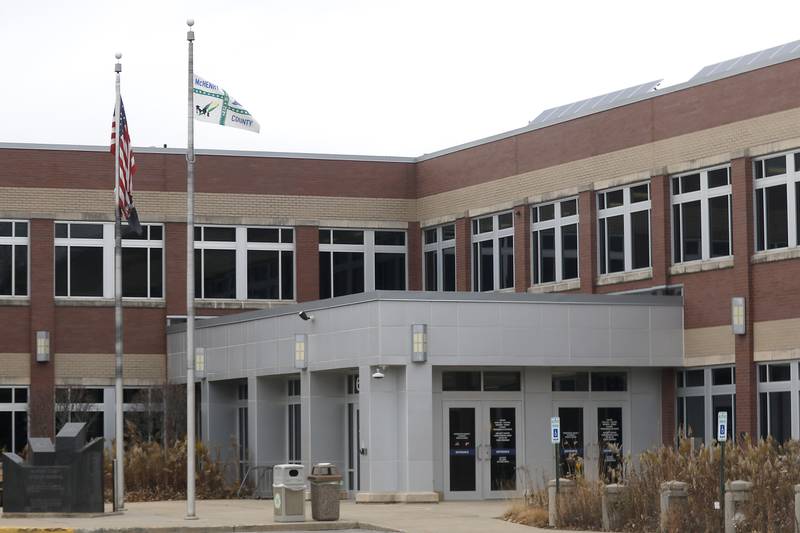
[195,347,206,378]
[294,334,308,369]
[731,297,746,335]
[36,331,50,362]
[411,324,428,363]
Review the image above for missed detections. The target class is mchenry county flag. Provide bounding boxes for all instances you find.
[193,75,260,133]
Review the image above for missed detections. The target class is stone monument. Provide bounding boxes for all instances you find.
[2,422,104,514]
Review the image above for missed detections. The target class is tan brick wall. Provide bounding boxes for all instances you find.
[0,353,30,384]
[55,353,165,386]
[684,326,735,366]
[0,188,416,223]
[418,106,800,221]
[754,318,800,361]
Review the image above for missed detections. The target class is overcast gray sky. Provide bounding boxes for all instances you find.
[2,0,800,157]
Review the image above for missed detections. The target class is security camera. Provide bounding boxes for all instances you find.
[372,365,385,379]
[298,310,314,321]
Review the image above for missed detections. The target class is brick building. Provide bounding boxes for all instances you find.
[2,40,800,497]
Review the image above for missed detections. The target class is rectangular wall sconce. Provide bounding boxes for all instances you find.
[411,324,428,363]
[36,331,50,362]
[194,347,205,377]
[295,334,308,369]
[731,297,746,335]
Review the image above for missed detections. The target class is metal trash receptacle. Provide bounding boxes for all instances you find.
[308,463,343,521]
[273,464,306,522]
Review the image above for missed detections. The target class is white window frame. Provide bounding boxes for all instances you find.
[195,225,295,301]
[422,223,456,292]
[0,386,28,453]
[753,151,800,252]
[0,219,29,297]
[471,211,514,291]
[757,361,800,441]
[531,198,579,285]
[54,221,164,299]
[675,365,735,445]
[597,183,651,274]
[319,228,407,295]
[671,165,732,264]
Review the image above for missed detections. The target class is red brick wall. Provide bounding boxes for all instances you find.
[295,226,320,303]
[578,191,596,293]
[455,217,471,291]
[514,205,531,292]
[28,219,55,437]
[166,222,187,316]
[407,222,422,291]
[650,175,671,287]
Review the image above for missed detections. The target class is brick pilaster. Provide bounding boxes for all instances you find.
[661,368,676,446]
[407,222,422,291]
[295,226,319,303]
[29,218,55,438]
[514,204,531,292]
[650,175,672,287]
[578,190,596,293]
[731,157,757,440]
[455,217,471,291]
[165,222,187,316]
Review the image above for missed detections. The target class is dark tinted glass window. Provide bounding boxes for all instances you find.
[672,177,680,195]
[499,236,513,289]
[55,246,68,296]
[606,190,624,208]
[765,155,786,177]
[561,199,578,217]
[769,364,791,382]
[686,369,704,387]
[442,224,455,241]
[122,248,148,297]
[591,372,627,391]
[483,372,521,391]
[14,388,27,403]
[55,223,68,238]
[498,213,513,229]
[333,230,364,245]
[552,372,589,392]
[319,230,331,244]
[424,251,437,291]
[685,396,705,441]
[375,231,405,246]
[122,224,146,239]
[631,210,650,269]
[709,196,731,257]
[680,201,701,262]
[538,229,555,283]
[562,224,578,280]
[281,251,293,300]
[442,371,481,391]
[768,391,792,444]
[631,184,650,202]
[707,168,729,188]
[204,226,236,242]
[0,246,10,295]
[0,389,11,402]
[538,204,554,221]
[150,248,163,298]
[680,174,700,193]
[712,367,733,386]
[375,253,405,290]
[478,217,493,233]
[756,188,765,251]
[442,247,455,291]
[478,240,493,291]
[203,249,236,298]
[247,249,279,299]
[606,215,625,273]
[70,224,103,239]
[70,247,103,296]
[281,228,293,243]
[0,222,11,237]
[319,251,331,298]
[247,228,279,243]
[424,229,437,244]
[194,227,202,240]
[332,252,364,296]
[150,225,163,240]
[672,204,681,264]
[765,184,788,249]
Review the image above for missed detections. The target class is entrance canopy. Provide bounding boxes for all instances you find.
[167,291,683,382]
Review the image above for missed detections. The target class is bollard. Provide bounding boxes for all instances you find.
[547,478,575,528]
[795,485,800,533]
[659,481,688,532]
[602,483,625,531]
[724,480,752,533]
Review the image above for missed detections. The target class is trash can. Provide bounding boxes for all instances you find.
[273,464,306,522]
[308,463,343,521]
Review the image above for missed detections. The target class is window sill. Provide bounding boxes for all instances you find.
[0,297,30,307]
[752,247,800,264]
[528,279,581,294]
[195,299,294,310]
[54,298,166,308]
[670,257,734,275]
[596,268,653,286]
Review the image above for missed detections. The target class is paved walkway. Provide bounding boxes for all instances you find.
[0,499,582,533]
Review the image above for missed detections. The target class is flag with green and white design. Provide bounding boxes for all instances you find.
[193,75,260,133]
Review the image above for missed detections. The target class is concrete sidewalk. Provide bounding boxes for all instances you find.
[0,499,577,533]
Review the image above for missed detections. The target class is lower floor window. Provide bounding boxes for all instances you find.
[759,391,792,444]
[288,403,301,462]
[0,387,27,454]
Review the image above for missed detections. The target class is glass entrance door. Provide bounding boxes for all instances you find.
[444,401,522,499]
[596,407,623,483]
[554,403,626,482]
[557,406,585,478]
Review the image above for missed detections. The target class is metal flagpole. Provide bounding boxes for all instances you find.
[185,18,198,520]
[113,52,126,512]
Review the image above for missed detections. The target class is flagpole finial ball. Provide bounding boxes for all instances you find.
[187,19,194,27]
[115,52,122,60]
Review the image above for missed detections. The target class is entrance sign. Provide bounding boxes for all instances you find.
[550,416,561,444]
[718,411,728,442]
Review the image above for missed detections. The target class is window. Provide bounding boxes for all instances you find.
[471,212,514,291]
[551,371,627,392]
[757,363,795,444]
[598,183,651,274]
[55,222,164,299]
[0,220,28,297]
[194,225,294,300]
[676,365,735,444]
[55,387,104,441]
[442,370,521,392]
[319,228,406,298]
[672,166,732,263]
[0,387,28,454]
[531,199,579,284]
[423,224,456,291]
[754,152,800,252]
[287,378,301,462]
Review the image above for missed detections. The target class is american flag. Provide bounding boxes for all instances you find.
[110,99,141,233]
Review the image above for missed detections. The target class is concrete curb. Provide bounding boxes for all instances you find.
[0,523,401,533]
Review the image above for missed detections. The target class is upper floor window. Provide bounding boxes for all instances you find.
[0,220,28,297]
[319,229,406,298]
[423,223,456,291]
[55,222,163,298]
[754,152,800,252]
[471,212,514,291]
[597,183,651,274]
[194,225,294,300]
[671,165,732,263]
[531,198,579,285]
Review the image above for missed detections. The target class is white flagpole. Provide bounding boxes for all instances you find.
[185,19,198,520]
[113,52,125,512]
